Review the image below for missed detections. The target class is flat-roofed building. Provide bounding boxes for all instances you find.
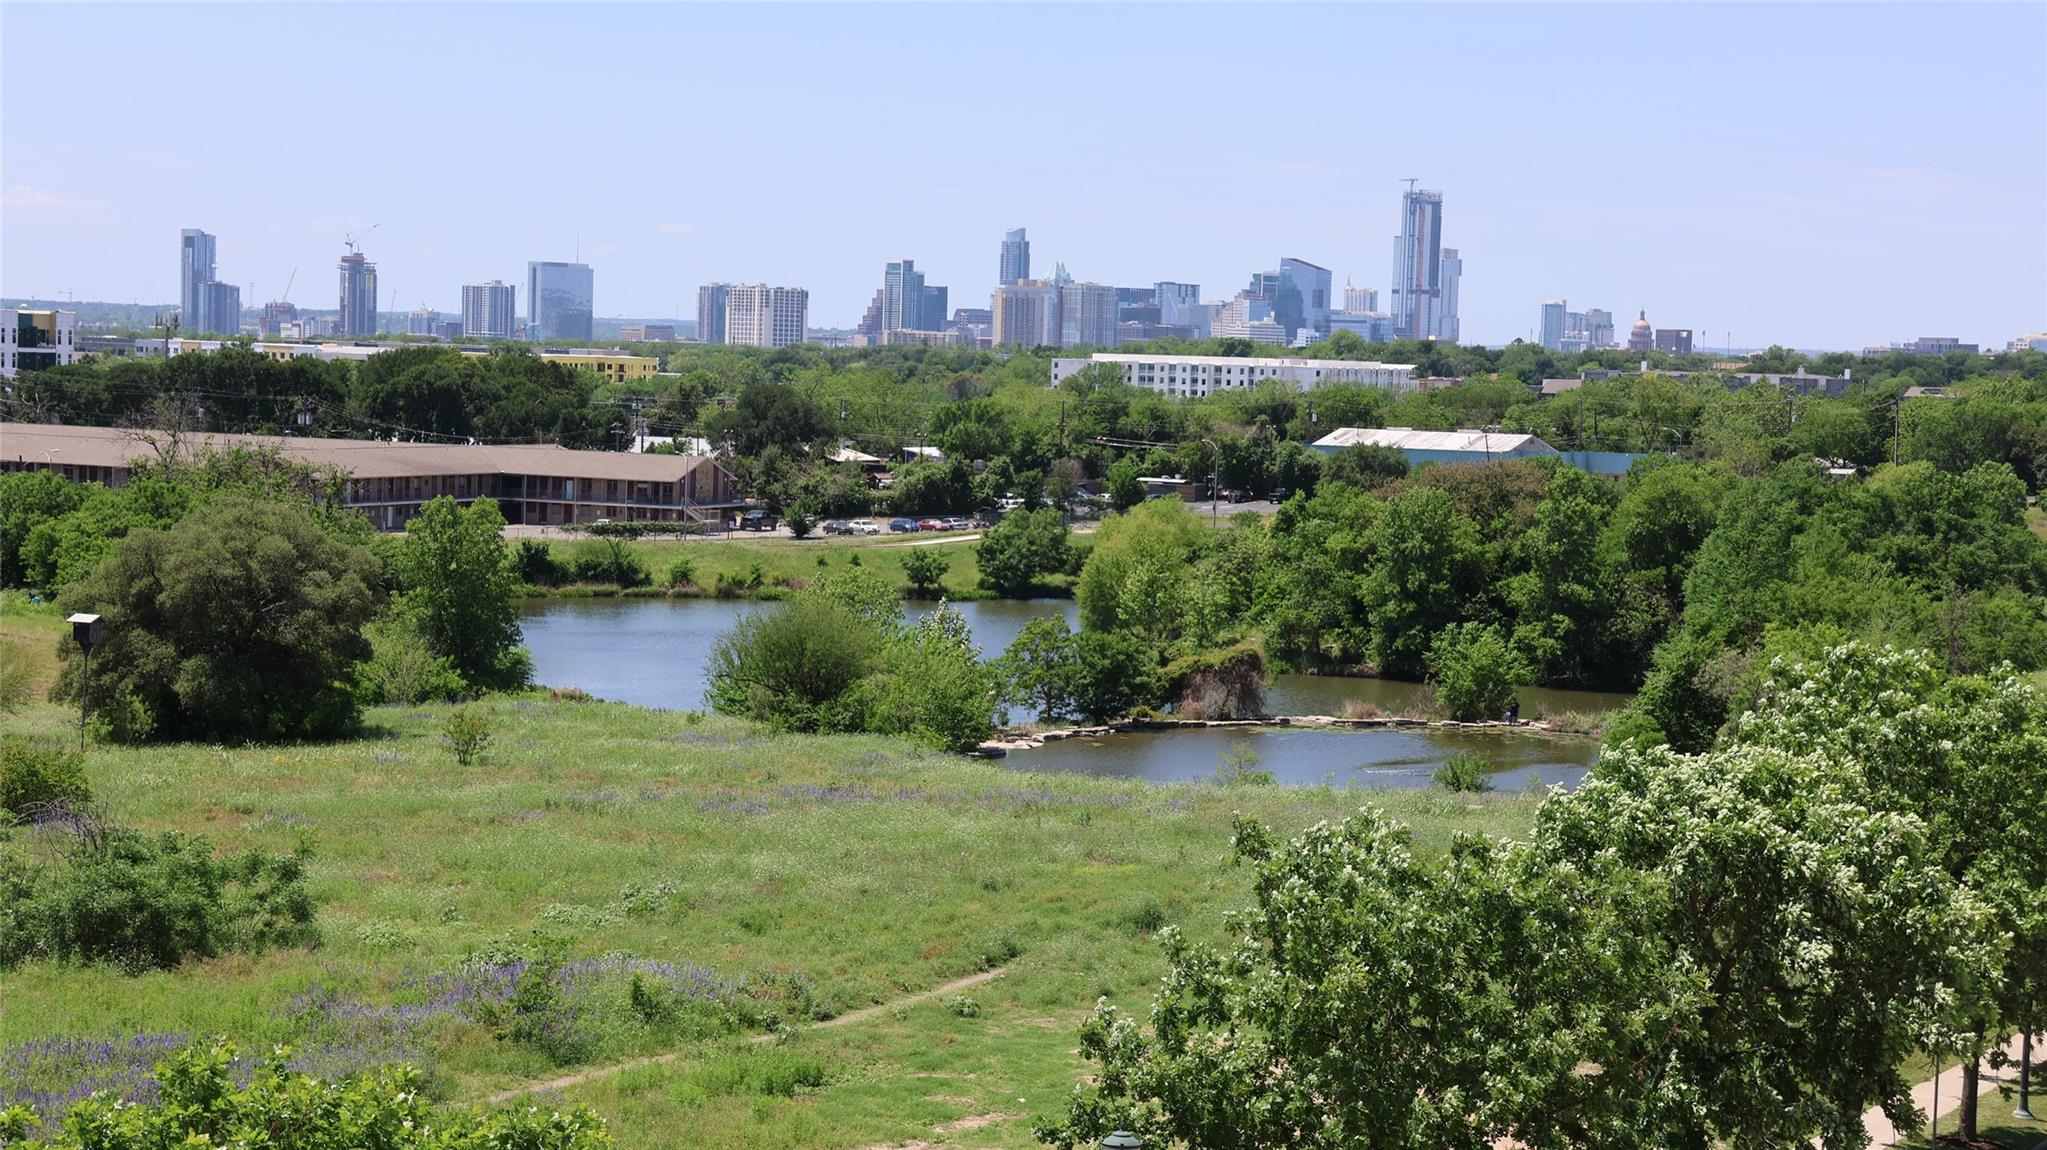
[618,323,675,342]
[535,350,657,383]
[2,309,78,378]
[0,421,738,530]
[1050,352,1417,398]
[724,285,808,348]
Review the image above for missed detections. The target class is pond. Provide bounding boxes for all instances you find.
[518,598,1625,788]
[517,597,1077,713]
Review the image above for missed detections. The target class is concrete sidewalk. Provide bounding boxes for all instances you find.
[1864,1034,2037,1147]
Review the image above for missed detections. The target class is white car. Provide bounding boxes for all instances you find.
[848,518,882,536]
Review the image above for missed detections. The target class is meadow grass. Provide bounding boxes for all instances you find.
[0,693,1538,1145]
[530,532,1069,601]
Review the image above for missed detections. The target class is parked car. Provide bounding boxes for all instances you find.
[848,519,882,535]
[821,519,853,535]
[940,517,970,531]
[888,517,921,533]
[917,518,947,531]
[1268,487,1292,502]
[738,509,779,531]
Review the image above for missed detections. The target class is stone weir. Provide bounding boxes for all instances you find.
[976,714,1587,757]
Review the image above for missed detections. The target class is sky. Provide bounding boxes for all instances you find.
[3,2,2043,350]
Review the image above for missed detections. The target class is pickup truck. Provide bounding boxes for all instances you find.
[737,509,780,531]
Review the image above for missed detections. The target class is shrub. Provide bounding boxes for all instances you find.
[1212,740,1275,786]
[53,498,378,744]
[0,1041,612,1148]
[0,738,89,821]
[515,538,569,587]
[901,548,949,598]
[1341,699,1386,720]
[1432,751,1493,792]
[666,557,698,589]
[705,598,881,732]
[0,827,316,972]
[354,613,464,706]
[1426,622,1531,722]
[786,511,814,539]
[569,539,652,587]
[944,993,982,1018]
[442,707,493,765]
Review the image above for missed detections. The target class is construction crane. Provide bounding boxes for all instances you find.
[280,267,297,304]
[343,223,381,254]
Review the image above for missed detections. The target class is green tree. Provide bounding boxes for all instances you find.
[997,615,1080,722]
[976,508,1070,597]
[1357,486,1481,679]
[395,496,529,692]
[1426,621,1530,721]
[1725,645,2047,1138]
[1106,455,1145,510]
[1067,631,1158,722]
[900,547,949,598]
[53,498,378,743]
[1318,443,1409,491]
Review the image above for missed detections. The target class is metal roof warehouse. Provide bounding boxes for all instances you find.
[0,422,738,530]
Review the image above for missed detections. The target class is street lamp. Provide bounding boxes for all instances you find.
[1100,1134,1143,1149]
[67,613,102,752]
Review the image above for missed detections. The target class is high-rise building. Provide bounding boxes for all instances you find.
[1210,291,1287,344]
[1654,326,1694,355]
[1435,249,1461,342]
[1155,282,1203,326]
[723,285,808,348]
[259,300,299,338]
[1540,300,1568,350]
[1277,257,1333,341]
[992,280,1060,347]
[920,285,948,333]
[1059,281,1118,348]
[462,280,517,340]
[408,307,440,337]
[883,260,921,332]
[1344,284,1379,314]
[1584,309,1615,350]
[697,283,730,345]
[195,280,241,336]
[179,229,216,333]
[1390,186,1444,341]
[338,250,379,337]
[999,228,1030,286]
[527,261,594,342]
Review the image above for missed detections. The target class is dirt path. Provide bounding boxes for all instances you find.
[483,966,1011,1104]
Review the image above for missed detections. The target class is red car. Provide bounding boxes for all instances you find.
[917,518,947,531]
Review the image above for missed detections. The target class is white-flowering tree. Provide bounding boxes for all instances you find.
[1725,644,2047,1138]
[1041,646,2016,1149]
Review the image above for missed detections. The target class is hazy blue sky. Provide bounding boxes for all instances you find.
[3,3,2042,348]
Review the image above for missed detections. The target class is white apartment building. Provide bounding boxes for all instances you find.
[2,309,78,379]
[724,284,809,348]
[462,280,518,340]
[1050,353,1418,398]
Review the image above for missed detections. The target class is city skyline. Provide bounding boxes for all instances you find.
[2,4,2042,348]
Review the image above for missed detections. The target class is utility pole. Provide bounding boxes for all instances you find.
[1892,396,1902,465]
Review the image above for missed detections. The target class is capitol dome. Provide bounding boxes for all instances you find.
[1627,309,1654,352]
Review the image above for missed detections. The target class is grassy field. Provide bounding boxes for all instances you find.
[526,531,1068,601]
[0,685,1539,1146]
